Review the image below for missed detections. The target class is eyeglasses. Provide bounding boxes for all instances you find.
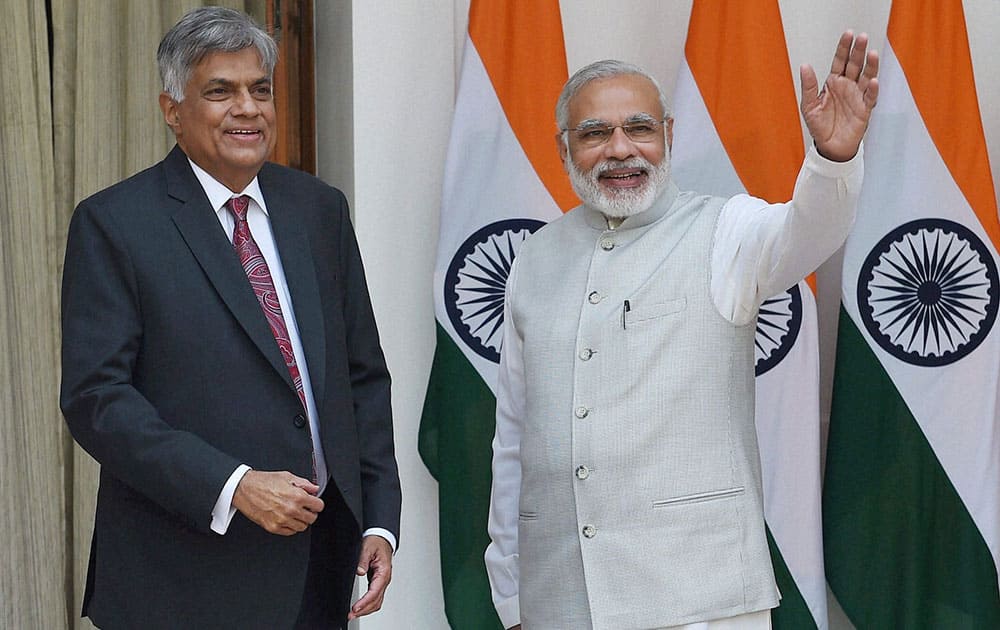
[561,118,667,148]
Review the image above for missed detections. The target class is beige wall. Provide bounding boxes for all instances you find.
[315,1,1000,628]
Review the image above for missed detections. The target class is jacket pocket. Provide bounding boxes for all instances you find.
[624,296,687,327]
[652,486,745,508]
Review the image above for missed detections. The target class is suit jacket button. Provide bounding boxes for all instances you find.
[293,413,307,428]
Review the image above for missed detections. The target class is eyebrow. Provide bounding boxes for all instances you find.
[574,118,609,130]
[572,113,659,129]
[625,113,660,124]
[203,76,272,89]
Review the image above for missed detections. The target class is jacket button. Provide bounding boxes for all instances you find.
[582,524,596,538]
[574,406,589,419]
[587,291,602,304]
[293,413,307,428]
[575,465,590,480]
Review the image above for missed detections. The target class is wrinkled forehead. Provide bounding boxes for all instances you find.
[186,48,270,87]
[568,74,664,126]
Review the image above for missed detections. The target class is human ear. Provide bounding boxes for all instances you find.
[159,93,181,133]
[556,133,569,169]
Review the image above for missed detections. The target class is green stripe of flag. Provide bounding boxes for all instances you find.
[824,308,1000,629]
[419,324,503,629]
[767,526,817,630]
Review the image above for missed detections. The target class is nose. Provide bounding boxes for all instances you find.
[602,126,637,160]
[231,88,262,117]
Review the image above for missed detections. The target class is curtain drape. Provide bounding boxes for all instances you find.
[2,2,263,627]
[0,1,67,626]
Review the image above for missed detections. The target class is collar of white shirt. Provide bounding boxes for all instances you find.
[187,158,268,216]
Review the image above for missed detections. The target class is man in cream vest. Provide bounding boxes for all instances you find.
[486,32,879,630]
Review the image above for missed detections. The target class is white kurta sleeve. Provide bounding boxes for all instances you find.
[710,145,864,325]
[485,257,526,629]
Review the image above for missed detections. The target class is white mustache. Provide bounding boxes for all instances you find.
[594,158,653,177]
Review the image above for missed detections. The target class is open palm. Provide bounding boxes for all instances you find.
[800,31,880,162]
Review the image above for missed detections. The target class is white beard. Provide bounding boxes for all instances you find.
[567,153,670,219]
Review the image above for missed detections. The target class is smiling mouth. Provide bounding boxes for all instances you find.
[226,129,261,137]
[599,168,648,187]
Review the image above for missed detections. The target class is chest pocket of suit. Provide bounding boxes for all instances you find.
[623,296,687,328]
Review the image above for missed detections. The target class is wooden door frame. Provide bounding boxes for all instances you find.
[267,0,316,174]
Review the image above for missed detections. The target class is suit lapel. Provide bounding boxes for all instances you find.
[260,165,327,413]
[164,147,294,389]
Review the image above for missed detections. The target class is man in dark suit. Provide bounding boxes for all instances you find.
[60,7,401,629]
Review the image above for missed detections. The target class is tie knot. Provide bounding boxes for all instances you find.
[226,195,251,222]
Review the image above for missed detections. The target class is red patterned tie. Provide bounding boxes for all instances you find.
[226,195,316,481]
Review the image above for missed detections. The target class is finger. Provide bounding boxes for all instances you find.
[283,514,310,533]
[348,591,384,619]
[829,30,854,77]
[863,77,879,110]
[275,524,299,536]
[355,546,374,576]
[273,500,318,531]
[275,487,322,527]
[858,49,880,94]
[844,32,869,81]
[262,506,316,534]
[301,493,324,514]
[799,64,820,111]
[351,585,384,615]
[288,476,320,495]
[297,507,319,526]
[349,573,388,618]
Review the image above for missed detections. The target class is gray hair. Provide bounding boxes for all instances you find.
[555,60,671,130]
[157,6,277,101]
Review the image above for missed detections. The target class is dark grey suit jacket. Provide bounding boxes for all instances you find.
[60,145,401,629]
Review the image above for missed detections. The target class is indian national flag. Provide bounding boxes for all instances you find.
[823,0,1000,626]
[418,0,576,626]
[670,1,827,628]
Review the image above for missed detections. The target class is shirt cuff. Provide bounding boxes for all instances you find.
[210,464,251,535]
[362,527,397,553]
[495,593,521,629]
[806,142,863,175]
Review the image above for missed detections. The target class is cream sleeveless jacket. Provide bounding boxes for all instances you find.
[487,148,863,629]
[509,185,774,629]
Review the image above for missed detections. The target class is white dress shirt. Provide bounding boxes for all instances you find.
[187,160,395,551]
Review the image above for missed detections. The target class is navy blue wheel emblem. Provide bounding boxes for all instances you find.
[858,218,999,367]
[755,284,803,376]
[445,219,546,363]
